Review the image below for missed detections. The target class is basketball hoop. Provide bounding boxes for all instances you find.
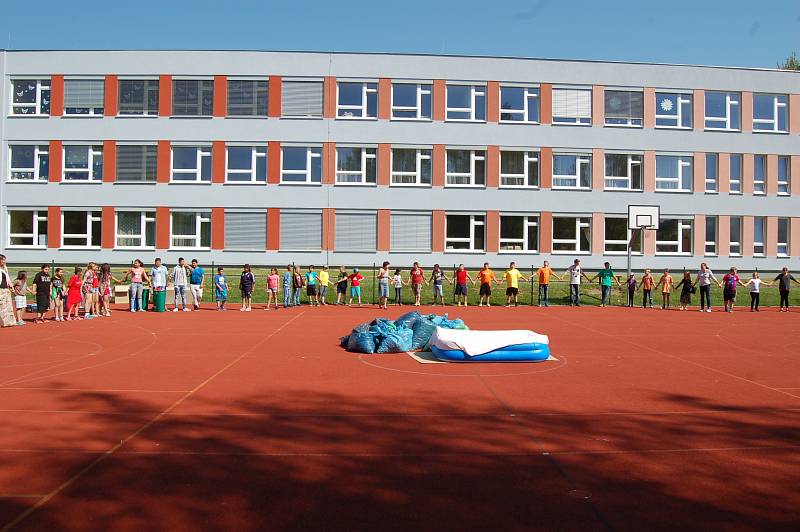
[627,205,660,278]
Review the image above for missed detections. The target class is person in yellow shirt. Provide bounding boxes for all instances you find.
[318,265,333,306]
[503,262,529,307]
[476,262,500,307]
[534,260,562,307]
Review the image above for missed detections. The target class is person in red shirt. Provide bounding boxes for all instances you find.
[407,262,427,307]
[347,268,365,307]
[454,264,474,306]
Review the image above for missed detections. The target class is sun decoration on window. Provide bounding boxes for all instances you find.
[660,98,673,112]
[608,96,622,111]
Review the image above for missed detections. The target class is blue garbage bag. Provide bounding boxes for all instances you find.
[376,328,413,353]
[410,316,438,350]
[340,335,350,348]
[439,317,467,330]
[352,322,371,333]
[347,331,378,354]
[394,311,422,329]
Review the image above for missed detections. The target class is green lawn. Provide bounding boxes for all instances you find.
[10,264,798,308]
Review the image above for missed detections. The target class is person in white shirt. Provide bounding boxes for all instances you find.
[171,257,191,312]
[150,258,169,296]
[693,262,718,313]
[743,272,771,312]
[565,259,590,307]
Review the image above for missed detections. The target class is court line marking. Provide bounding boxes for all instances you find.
[0,387,189,393]
[357,353,568,377]
[0,495,47,499]
[1,311,306,532]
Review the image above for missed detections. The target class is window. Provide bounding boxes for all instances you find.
[280,211,322,251]
[753,217,765,256]
[446,150,485,186]
[226,146,267,183]
[655,155,693,192]
[499,86,539,123]
[604,90,643,127]
[552,216,591,253]
[753,94,788,133]
[500,150,539,188]
[446,84,485,121]
[281,146,322,184]
[8,145,49,181]
[337,82,377,119]
[282,80,323,118]
[705,153,718,192]
[171,211,211,249]
[391,212,431,252]
[729,154,743,193]
[705,216,717,255]
[63,145,103,181]
[172,79,213,116]
[62,210,101,248]
[655,92,692,128]
[552,87,591,124]
[116,145,158,182]
[64,79,104,115]
[225,211,266,250]
[118,79,159,116]
[753,155,766,195]
[227,79,268,116]
[7,210,47,247]
[336,147,376,184]
[445,214,485,251]
[604,217,641,254]
[778,156,790,195]
[604,153,642,190]
[553,153,591,189]
[391,83,432,120]
[116,211,155,248]
[171,147,211,182]
[335,212,377,251]
[391,148,431,185]
[655,218,692,254]
[10,79,50,115]
[499,215,538,252]
[729,216,742,256]
[777,218,790,257]
[704,91,740,130]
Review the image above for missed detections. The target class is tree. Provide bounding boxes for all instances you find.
[777,52,799,70]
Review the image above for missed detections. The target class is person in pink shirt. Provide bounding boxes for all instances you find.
[407,262,427,307]
[347,268,365,307]
[265,268,280,310]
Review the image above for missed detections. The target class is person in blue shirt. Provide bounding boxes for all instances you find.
[282,264,293,308]
[214,267,227,311]
[188,259,205,310]
[305,265,319,307]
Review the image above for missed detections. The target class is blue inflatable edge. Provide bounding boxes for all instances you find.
[431,344,551,362]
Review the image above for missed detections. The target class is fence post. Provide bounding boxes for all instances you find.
[530,265,535,306]
[452,264,457,304]
[372,262,376,306]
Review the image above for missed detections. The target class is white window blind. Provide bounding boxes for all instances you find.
[280,212,322,250]
[335,212,376,252]
[64,79,105,108]
[282,81,323,117]
[225,211,266,249]
[391,213,431,252]
[552,88,591,119]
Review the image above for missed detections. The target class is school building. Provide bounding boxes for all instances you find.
[1,50,798,270]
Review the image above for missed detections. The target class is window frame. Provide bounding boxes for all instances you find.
[390,82,432,121]
[552,152,592,190]
[445,84,486,122]
[704,91,740,131]
[603,89,644,128]
[335,146,377,185]
[604,153,642,191]
[552,215,591,254]
[705,153,718,193]
[753,217,766,257]
[753,154,767,195]
[336,81,378,120]
[444,214,485,252]
[777,218,790,257]
[226,78,269,117]
[445,149,486,187]
[499,150,539,188]
[115,210,156,249]
[604,216,642,255]
[62,144,103,182]
[280,146,323,185]
[63,78,105,116]
[729,153,743,194]
[8,144,49,181]
[170,210,212,250]
[729,216,742,256]
[654,91,692,129]
[752,93,788,133]
[390,147,432,186]
[170,146,212,183]
[61,210,102,249]
[225,145,267,184]
[551,87,592,125]
[655,154,693,193]
[499,85,540,124]
[171,78,214,117]
[499,214,539,253]
[655,218,693,255]
[7,209,48,248]
[9,78,51,116]
[704,216,718,256]
[118,78,160,117]
[777,155,790,196]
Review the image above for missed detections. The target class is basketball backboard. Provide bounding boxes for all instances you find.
[628,205,660,230]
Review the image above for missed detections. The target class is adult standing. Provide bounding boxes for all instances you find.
[33,264,52,323]
[124,259,150,312]
[774,267,799,312]
[188,259,205,310]
[591,262,621,307]
[171,257,191,312]
[534,260,561,307]
[0,255,17,327]
[721,267,746,313]
[503,262,529,307]
[566,259,590,307]
[693,262,718,313]
[377,261,391,310]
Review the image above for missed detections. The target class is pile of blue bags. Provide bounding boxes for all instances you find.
[341,311,468,354]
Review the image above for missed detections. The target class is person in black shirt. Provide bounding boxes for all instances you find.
[774,267,799,312]
[33,264,52,323]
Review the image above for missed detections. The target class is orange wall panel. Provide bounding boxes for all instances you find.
[591,148,604,189]
[432,80,446,121]
[592,85,604,126]
[486,81,499,123]
[792,218,800,258]
[268,141,281,184]
[643,151,656,192]
[378,78,391,120]
[268,76,282,117]
[766,216,778,257]
[212,141,226,183]
[740,92,753,132]
[539,147,553,188]
[432,211,445,252]
[790,94,800,134]
[717,215,730,257]
[101,207,115,249]
[50,75,64,116]
[432,144,445,187]
[322,209,335,251]
[104,75,118,116]
[538,212,553,253]
[486,145,499,188]
[377,143,391,186]
[643,87,655,128]
[486,211,500,253]
[103,140,116,183]
[323,142,336,184]
[157,141,171,183]
[792,155,800,195]
[159,75,172,116]
[156,207,170,250]
[377,209,391,251]
[693,152,705,192]
[211,208,225,250]
[267,208,280,250]
[213,75,227,117]
[693,214,706,256]
[323,76,336,118]
[591,212,604,254]
[742,216,754,257]
[693,89,704,130]
[539,83,552,124]
[47,206,61,249]
[49,141,62,182]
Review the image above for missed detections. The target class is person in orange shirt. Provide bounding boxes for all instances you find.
[638,269,655,308]
[476,262,500,306]
[654,268,674,309]
[534,260,562,307]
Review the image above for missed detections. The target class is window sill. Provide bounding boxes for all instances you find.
[444,119,487,124]
[334,182,378,187]
[777,193,791,197]
[551,251,591,255]
[498,250,539,255]
[169,180,213,185]
[728,191,743,195]
[390,183,432,188]
[499,186,540,190]
[654,126,693,131]
[604,251,643,256]
[550,122,592,127]
[224,181,268,185]
[654,189,693,194]
[552,187,592,191]
[279,116,324,120]
[604,123,644,129]
[169,115,213,119]
[498,120,540,125]
[7,114,50,119]
[6,180,48,184]
[5,246,47,250]
[60,180,104,185]
[336,116,378,121]
[603,188,643,193]
[390,117,433,122]
[444,250,486,254]
[224,115,269,119]
[279,182,323,186]
[389,250,432,254]
[60,246,102,250]
[703,127,741,133]
[704,190,719,195]
[654,253,692,257]
[116,115,159,119]
[62,115,104,119]
[752,130,789,135]
[114,181,158,185]
[169,248,212,252]
[444,184,486,189]
[113,247,156,251]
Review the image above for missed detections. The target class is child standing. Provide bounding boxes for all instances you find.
[408,262,426,307]
[392,269,405,305]
[282,265,293,308]
[639,269,654,308]
[66,267,84,321]
[292,267,304,306]
[348,268,364,306]
[654,269,674,309]
[51,268,66,322]
[240,264,255,311]
[214,267,228,310]
[33,264,52,323]
[721,267,745,313]
[266,268,280,310]
[626,274,637,307]
[454,264,473,307]
[12,271,32,325]
[98,263,121,317]
[477,263,498,307]
[82,263,99,319]
[335,266,348,305]
[305,266,319,307]
[503,262,529,307]
[743,272,769,312]
[674,271,694,311]
[171,258,191,312]
[318,266,332,305]
[429,264,450,306]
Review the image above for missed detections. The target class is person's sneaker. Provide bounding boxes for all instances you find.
[17,320,25,326]
[173,308,179,312]
[85,314,94,320]
[183,308,191,312]
[706,309,712,313]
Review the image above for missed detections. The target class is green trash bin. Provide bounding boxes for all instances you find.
[141,288,150,312]
[152,289,167,312]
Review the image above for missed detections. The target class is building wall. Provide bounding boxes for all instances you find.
[1,50,799,270]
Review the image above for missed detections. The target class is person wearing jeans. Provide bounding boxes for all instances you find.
[171,257,190,312]
[566,259,589,307]
[774,267,799,312]
[282,265,293,307]
[693,262,718,313]
[124,259,149,312]
[591,262,621,308]
[534,261,561,307]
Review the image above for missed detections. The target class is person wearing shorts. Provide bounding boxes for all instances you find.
[188,259,204,310]
[305,266,319,307]
[721,267,745,313]
[453,264,473,306]
[266,268,280,310]
[240,264,255,311]
[348,268,364,306]
[377,261,391,309]
[335,266,348,305]
[429,264,450,306]
[503,262,529,307]
[654,269,674,309]
[408,262,426,306]
[477,263,497,306]
[214,267,228,310]
[12,270,31,325]
[318,266,331,305]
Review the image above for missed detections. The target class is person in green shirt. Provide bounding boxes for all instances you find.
[590,262,622,307]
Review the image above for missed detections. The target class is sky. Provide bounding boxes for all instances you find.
[1,0,798,68]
